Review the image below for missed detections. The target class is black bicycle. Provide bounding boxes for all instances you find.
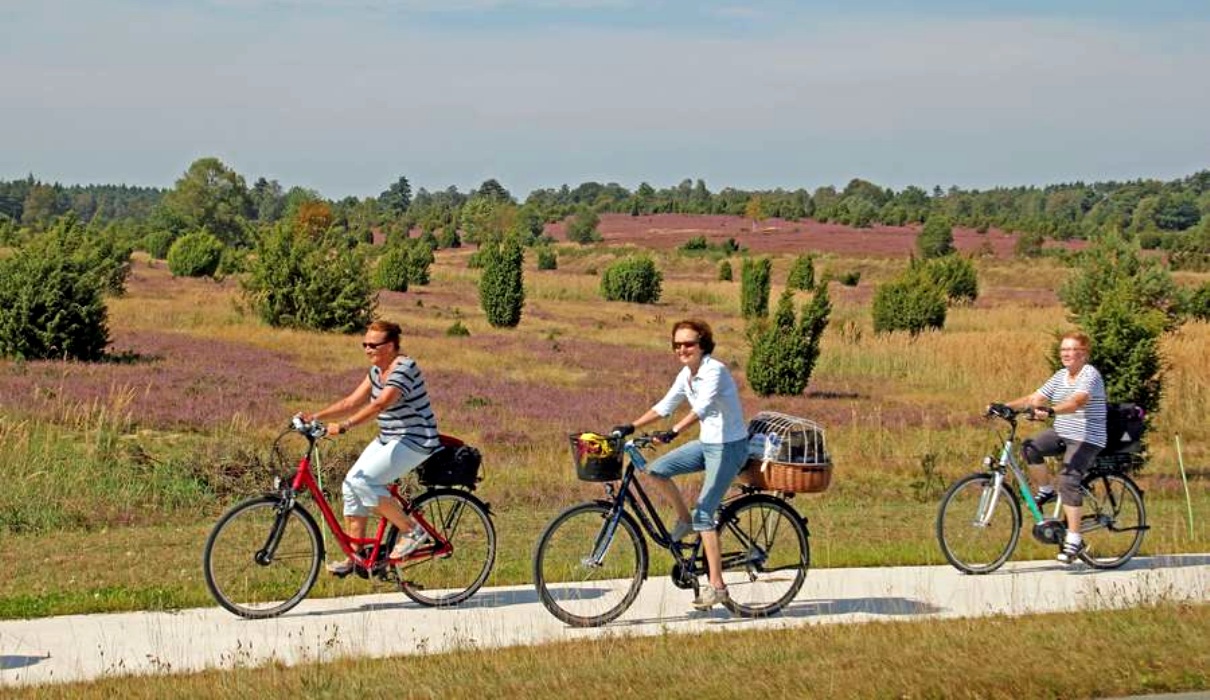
[532,432,810,627]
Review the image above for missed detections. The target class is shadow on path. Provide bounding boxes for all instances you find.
[1,655,48,670]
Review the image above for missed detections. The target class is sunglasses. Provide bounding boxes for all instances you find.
[671,340,700,351]
[362,340,392,350]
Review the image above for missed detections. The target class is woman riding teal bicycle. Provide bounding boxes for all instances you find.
[997,331,1107,564]
[613,318,747,610]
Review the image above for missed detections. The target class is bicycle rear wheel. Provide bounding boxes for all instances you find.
[533,502,647,627]
[1078,472,1146,569]
[395,489,497,606]
[936,473,1021,574]
[203,495,323,619]
[717,495,810,617]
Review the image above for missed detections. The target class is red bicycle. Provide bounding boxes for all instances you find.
[203,417,496,618]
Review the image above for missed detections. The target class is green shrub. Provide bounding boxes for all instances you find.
[242,225,377,333]
[217,246,248,276]
[478,237,525,327]
[680,236,709,251]
[566,207,602,244]
[167,231,224,278]
[143,230,177,259]
[1186,281,1210,321]
[446,320,471,337]
[838,270,861,286]
[747,285,832,396]
[600,255,662,304]
[917,215,954,259]
[418,230,439,251]
[0,231,109,360]
[374,245,409,292]
[1057,230,1181,415]
[786,254,815,291]
[718,260,733,282]
[1015,231,1045,258]
[923,255,978,304]
[437,226,461,249]
[872,265,946,335]
[740,257,772,319]
[536,247,558,270]
[467,249,487,269]
[407,242,435,286]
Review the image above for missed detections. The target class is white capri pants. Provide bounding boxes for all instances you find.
[342,438,431,517]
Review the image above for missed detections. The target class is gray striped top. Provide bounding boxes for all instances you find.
[370,358,439,452]
[1037,364,1107,448]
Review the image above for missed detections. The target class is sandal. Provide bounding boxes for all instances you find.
[390,527,432,560]
[325,559,355,576]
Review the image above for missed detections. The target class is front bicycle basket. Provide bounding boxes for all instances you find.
[569,432,623,482]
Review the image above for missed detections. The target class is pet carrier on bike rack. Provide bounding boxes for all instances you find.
[741,411,833,494]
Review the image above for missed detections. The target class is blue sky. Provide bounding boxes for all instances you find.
[3,0,1209,199]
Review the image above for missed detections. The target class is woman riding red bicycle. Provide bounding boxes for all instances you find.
[302,319,441,575]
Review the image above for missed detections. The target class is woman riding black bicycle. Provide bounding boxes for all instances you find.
[996,330,1107,564]
[613,318,748,610]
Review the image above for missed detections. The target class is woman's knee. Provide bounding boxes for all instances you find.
[342,474,377,516]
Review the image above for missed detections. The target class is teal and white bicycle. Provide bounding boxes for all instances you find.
[936,404,1148,574]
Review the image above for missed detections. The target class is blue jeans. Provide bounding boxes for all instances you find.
[646,438,748,531]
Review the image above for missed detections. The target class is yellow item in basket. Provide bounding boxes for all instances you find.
[577,432,613,457]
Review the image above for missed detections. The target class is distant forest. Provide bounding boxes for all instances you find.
[1,159,1207,265]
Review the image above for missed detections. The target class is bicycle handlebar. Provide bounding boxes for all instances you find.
[985,403,1049,422]
[291,414,328,440]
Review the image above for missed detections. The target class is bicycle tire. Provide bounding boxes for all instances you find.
[394,489,497,607]
[1078,472,1146,569]
[717,495,810,617]
[202,495,323,619]
[533,501,648,627]
[936,473,1022,574]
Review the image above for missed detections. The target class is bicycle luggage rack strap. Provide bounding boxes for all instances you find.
[740,411,833,494]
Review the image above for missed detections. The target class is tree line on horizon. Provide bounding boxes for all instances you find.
[2,160,1208,263]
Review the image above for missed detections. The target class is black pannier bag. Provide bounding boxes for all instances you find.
[1102,403,1145,455]
[417,440,482,487]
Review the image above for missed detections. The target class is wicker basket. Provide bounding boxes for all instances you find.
[740,459,832,493]
[741,411,832,494]
[568,432,624,482]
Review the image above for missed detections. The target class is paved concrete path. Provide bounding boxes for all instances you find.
[2,554,1208,688]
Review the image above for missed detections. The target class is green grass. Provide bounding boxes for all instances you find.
[6,603,1209,698]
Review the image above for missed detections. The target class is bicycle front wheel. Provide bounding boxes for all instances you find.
[1079,472,1146,569]
[395,489,497,607]
[203,495,323,619]
[936,473,1021,574]
[717,495,810,618]
[533,502,647,627]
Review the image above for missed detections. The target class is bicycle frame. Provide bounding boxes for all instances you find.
[978,413,1066,527]
[584,438,757,577]
[279,435,448,571]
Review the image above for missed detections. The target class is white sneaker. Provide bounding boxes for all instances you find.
[1057,538,1086,564]
[692,586,730,611]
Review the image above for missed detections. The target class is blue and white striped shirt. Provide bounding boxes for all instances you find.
[1038,364,1107,448]
[370,358,439,452]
